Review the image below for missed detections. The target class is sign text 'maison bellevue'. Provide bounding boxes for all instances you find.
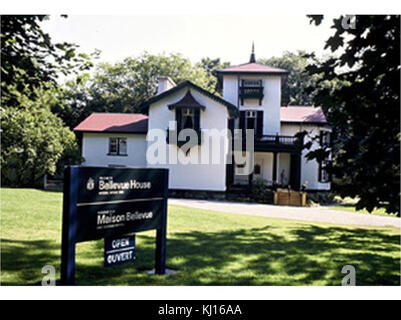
[97,209,154,227]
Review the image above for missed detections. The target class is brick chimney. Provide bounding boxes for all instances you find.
[157,76,176,95]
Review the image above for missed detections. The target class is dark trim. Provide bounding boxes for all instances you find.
[140,81,239,118]
[256,111,263,138]
[167,90,206,110]
[77,130,147,134]
[281,121,330,127]
[254,143,300,154]
[107,153,128,157]
[290,153,302,190]
[168,105,206,111]
[217,71,288,76]
[272,152,278,183]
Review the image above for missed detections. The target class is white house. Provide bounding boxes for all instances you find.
[74,47,331,193]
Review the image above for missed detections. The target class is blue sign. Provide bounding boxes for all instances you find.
[104,235,136,267]
[61,166,169,285]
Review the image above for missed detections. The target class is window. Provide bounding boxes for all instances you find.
[169,107,201,147]
[182,108,195,130]
[254,164,261,175]
[108,138,127,156]
[320,131,331,147]
[246,110,257,132]
[319,131,331,182]
[239,110,263,137]
[243,79,262,87]
[319,159,331,183]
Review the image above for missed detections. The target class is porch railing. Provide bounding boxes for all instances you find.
[233,132,302,150]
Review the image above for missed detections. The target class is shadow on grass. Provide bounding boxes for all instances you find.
[1,239,61,285]
[1,225,400,286]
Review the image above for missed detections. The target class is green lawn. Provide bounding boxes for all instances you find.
[329,196,398,217]
[329,204,397,217]
[1,188,400,286]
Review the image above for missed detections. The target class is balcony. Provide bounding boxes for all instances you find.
[234,132,303,153]
[239,86,264,105]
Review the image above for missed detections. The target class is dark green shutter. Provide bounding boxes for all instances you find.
[176,108,182,131]
[239,111,246,130]
[318,161,322,182]
[239,111,246,139]
[194,108,200,131]
[256,111,263,137]
[228,118,234,131]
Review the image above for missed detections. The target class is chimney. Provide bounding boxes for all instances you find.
[157,76,176,95]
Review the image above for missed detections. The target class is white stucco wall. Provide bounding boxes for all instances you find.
[147,87,230,191]
[244,152,290,186]
[82,132,147,167]
[222,75,282,135]
[281,124,331,191]
[254,152,273,183]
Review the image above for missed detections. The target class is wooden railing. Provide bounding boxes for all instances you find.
[234,132,302,149]
[239,86,264,99]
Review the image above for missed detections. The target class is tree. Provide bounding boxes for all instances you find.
[0,15,95,107]
[197,57,230,95]
[306,15,400,215]
[260,51,343,106]
[60,52,217,129]
[1,86,81,187]
[1,15,91,187]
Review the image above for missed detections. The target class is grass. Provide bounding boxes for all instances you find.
[1,188,400,286]
[329,196,398,217]
[329,204,396,216]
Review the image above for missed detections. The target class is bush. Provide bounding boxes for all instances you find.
[251,178,272,203]
[1,89,82,187]
[307,192,338,206]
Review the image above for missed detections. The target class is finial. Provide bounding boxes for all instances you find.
[250,41,256,63]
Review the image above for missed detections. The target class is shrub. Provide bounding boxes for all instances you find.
[251,178,272,203]
[1,88,82,187]
[307,192,338,206]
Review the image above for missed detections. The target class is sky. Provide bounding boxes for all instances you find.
[41,15,336,65]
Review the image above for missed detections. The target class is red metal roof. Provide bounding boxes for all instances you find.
[168,90,205,109]
[74,107,327,135]
[218,62,288,74]
[74,113,148,133]
[280,106,327,124]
